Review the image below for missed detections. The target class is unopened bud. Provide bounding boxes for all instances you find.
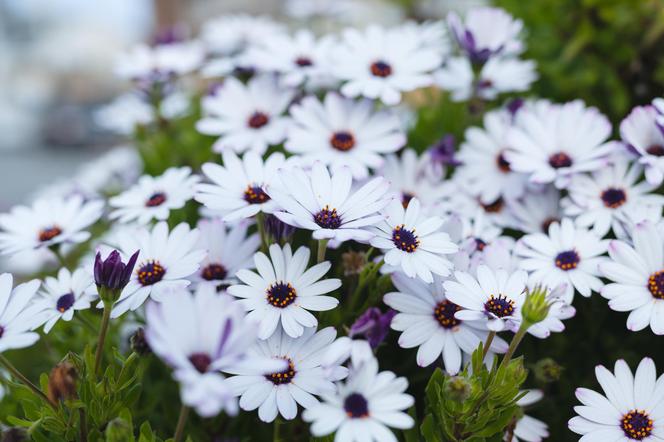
[47,362,77,403]
[534,358,563,383]
[521,285,551,326]
[130,327,152,356]
[445,376,471,402]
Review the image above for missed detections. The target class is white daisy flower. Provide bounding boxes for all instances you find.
[269,162,391,243]
[505,100,614,188]
[110,222,206,318]
[569,357,664,441]
[370,198,458,283]
[190,218,259,289]
[620,105,664,186]
[146,286,283,418]
[109,167,199,225]
[196,75,294,155]
[455,109,529,204]
[196,150,285,222]
[94,93,153,135]
[303,357,415,442]
[516,218,608,302]
[384,273,508,373]
[507,186,562,234]
[599,220,664,335]
[0,273,41,353]
[227,244,341,339]
[114,41,205,80]
[33,268,96,333]
[331,25,442,105]
[285,93,406,179]
[224,326,345,423]
[443,264,528,332]
[201,14,287,57]
[563,158,664,237]
[0,195,104,256]
[510,390,549,442]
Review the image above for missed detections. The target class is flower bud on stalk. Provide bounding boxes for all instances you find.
[521,285,552,327]
[445,376,472,402]
[94,250,139,304]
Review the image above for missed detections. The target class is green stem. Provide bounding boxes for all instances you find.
[317,239,329,263]
[173,404,190,442]
[79,409,88,442]
[0,354,56,410]
[94,302,113,376]
[256,212,268,253]
[273,417,283,442]
[49,246,69,270]
[482,331,496,360]
[500,324,529,369]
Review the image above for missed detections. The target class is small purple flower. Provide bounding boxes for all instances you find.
[457,31,495,64]
[94,249,139,292]
[428,134,461,167]
[263,214,296,242]
[349,307,396,349]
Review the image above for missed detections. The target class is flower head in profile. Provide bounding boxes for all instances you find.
[0,273,42,353]
[227,244,340,339]
[510,390,549,442]
[349,307,396,349]
[620,104,664,186]
[114,41,205,81]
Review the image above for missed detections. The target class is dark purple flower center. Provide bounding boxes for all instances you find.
[646,145,664,157]
[648,271,664,299]
[145,192,167,207]
[480,197,504,213]
[266,282,297,308]
[189,352,212,374]
[265,358,296,385]
[344,393,369,418]
[401,192,414,209]
[39,226,62,242]
[370,60,392,78]
[0,325,4,339]
[201,263,227,281]
[475,238,487,252]
[434,301,462,329]
[601,187,627,209]
[330,131,356,151]
[621,409,652,440]
[56,293,75,313]
[314,206,342,229]
[484,295,515,318]
[137,260,166,286]
[548,152,573,169]
[496,152,511,173]
[555,250,580,271]
[247,111,270,129]
[243,185,270,205]
[295,57,313,67]
[392,225,419,253]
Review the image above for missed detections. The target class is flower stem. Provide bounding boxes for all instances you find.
[273,417,283,442]
[500,324,529,369]
[482,331,496,360]
[173,404,190,442]
[317,239,329,263]
[79,409,88,442]
[256,212,268,253]
[94,302,113,376]
[49,245,69,270]
[0,354,56,410]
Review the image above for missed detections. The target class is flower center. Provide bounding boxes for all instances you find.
[247,111,270,129]
[621,410,653,440]
[401,192,414,209]
[294,56,313,67]
[314,206,342,229]
[648,270,664,300]
[541,217,558,233]
[601,187,627,209]
[496,152,511,173]
[548,152,573,169]
[243,185,270,205]
[330,131,356,151]
[137,260,166,286]
[39,226,62,242]
[481,197,504,213]
[392,225,419,253]
[484,295,515,318]
[201,263,227,281]
[145,192,167,207]
[265,357,296,385]
[188,352,212,374]
[646,145,664,157]
[370,60,392,77]
[475,238,487,252]
[344,393,370,418]
[434,301,462,329]
[266,281,297,308]
[56,293,75,313]
[555,250,580,271]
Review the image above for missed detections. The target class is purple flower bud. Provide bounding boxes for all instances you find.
[263,214,296,242]
[428,134,461,167]
[349,307,396,349]
[94,249,139,291]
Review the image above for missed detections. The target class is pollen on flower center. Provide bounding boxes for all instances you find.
[56,293,75,313]
[265,357,296,385]
[496,152,511,173]
[646,145,664,157]
[434,301,462,329]
[266,281,297,308]
[294,56,313,67]
[548,152,573,169]
[621,409,653,440]
[601,187,627,209]
[188,352,212,374]
[247,111,270,129]
[370,60,392,77]
[39,226,62,242]
[480,197,504,213]
[145,192,167,207]
[484,295,515,318]
[330,131,356,151]
[555,250,580,271]
[137,260,166,286]
[243,185,270,205]
[201,263,227,281]
[392,224,419,253]
[648,271,664,299]
[344,392,370,418]
[314,206,342,229]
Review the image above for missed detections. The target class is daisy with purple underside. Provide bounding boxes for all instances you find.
[0,274,42,353]
[511,390,549,442]
[620,104,664,186]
